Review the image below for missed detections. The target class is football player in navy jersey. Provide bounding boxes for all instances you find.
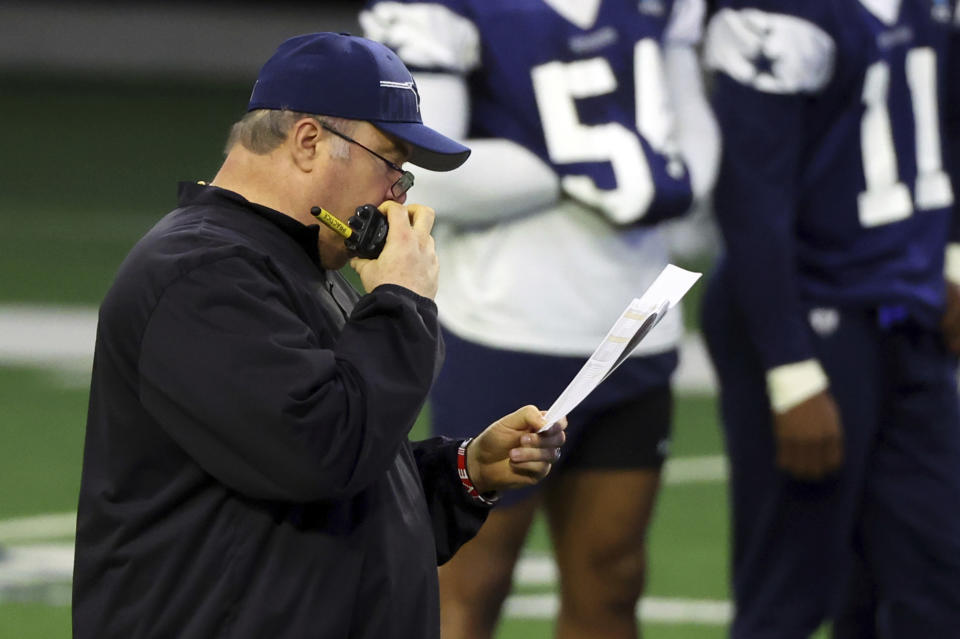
[703,1,960,637]
[361,1,719,637]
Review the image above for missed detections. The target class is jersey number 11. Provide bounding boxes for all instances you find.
[859,47,955,227]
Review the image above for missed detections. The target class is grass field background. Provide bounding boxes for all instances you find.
[0,76,761,638]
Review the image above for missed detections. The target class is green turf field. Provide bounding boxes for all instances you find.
[0,364,732,638]
[0,76,804,638]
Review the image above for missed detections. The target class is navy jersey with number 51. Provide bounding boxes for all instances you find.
[362,0,698,226]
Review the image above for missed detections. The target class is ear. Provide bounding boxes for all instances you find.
[289,117,323,172]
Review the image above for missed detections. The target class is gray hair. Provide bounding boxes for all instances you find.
[224,109,358,157]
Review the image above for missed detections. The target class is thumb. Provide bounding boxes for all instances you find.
[350,256,371,273]
[495,405,545,432]
[380,201,410,235]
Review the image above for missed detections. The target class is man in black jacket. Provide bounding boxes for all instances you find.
[72,33,565,639]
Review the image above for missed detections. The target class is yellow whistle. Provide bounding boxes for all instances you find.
[313,207,354,239]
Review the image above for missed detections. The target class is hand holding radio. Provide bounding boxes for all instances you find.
[312,203,389,258]
[315,201,438,299]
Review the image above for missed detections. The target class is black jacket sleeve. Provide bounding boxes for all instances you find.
[137,255,442,503]
[411,437,493,565]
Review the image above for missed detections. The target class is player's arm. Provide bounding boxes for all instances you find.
[360,0,561,226]
[664,0,720,204]
[705,3,841,479]
[661,0,722,256]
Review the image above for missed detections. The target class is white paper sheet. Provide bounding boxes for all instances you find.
[539,265,702,431]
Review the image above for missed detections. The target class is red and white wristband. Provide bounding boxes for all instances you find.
[457,438,499,506]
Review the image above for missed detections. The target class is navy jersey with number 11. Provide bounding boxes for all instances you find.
[705,0,959,369]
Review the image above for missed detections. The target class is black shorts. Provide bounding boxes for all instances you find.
[558,383,673,471]
[430,328,676,505]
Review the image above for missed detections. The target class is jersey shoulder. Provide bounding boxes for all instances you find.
[704,0,837,94]
[361,0,481,72]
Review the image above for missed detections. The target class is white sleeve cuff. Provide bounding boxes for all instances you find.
[765,359,829,414]
[360,2,481,73]
[945,243,960,285]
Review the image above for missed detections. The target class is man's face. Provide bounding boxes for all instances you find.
[315,121,412,269]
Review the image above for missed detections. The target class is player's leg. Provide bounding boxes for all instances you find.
[429,328,591,638]
[544,367,674,639]
[860,326,960,637]
[702,269,879,638]
[545,469,662,639]
[438,497,540,639]
[831,546,879,639]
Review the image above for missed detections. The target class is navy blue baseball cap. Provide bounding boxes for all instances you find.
[248,32,470,172]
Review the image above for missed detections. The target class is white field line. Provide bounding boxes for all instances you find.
[0,513,77,543]
[0,453,726,545]
[0,543,731,624]
[663,454,728,485]
[516,554,558,584]
[504,594,732,625]
[0,544,74,586]
[514,550,731,626]
[0,305,718,393]
[0,305,97,370]
[0,456,726,544]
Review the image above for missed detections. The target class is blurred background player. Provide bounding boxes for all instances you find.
[836,6,960,638]
[361,1,719,637]
[702,1,960,637]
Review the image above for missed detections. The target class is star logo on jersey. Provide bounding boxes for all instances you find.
[750,50,777,77]
[742,23,778,79]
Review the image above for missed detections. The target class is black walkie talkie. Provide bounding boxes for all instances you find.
[311,204,389,259]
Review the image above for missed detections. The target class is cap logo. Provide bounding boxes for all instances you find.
[379,80,421,113]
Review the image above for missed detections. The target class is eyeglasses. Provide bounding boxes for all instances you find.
[317,122,415,200]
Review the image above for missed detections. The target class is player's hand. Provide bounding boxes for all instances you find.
[350,201,438,299]
[773,390,843,481]
[941,280,960,355]
[466,405,567,494]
